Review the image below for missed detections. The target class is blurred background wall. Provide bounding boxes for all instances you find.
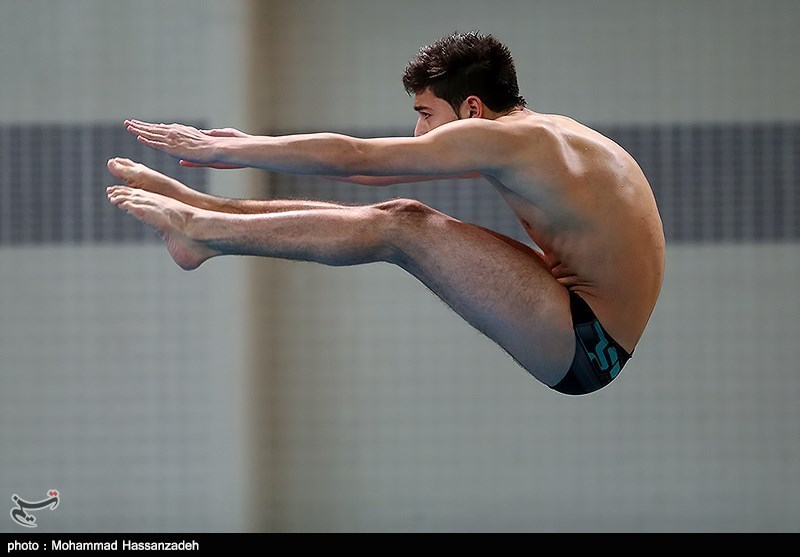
[0,0,253,532]
[1,0,799,533]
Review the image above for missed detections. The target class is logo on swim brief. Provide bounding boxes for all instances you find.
[587,322,621,379]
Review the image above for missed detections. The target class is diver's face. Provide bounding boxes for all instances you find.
[412,88,461,137]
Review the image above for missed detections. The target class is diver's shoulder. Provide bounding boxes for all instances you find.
[506,112,596,141]
[527,112,598,135]
[527,113,630,159]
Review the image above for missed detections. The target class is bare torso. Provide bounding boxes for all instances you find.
[484,110,665,353]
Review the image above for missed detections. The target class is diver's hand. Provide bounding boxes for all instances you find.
[125,119,248,165]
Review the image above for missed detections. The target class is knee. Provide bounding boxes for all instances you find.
[374,198,443,237]
[369,198,441,263]
[373,198,434,216]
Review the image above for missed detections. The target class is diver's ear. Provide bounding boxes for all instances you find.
[463,96,484,118]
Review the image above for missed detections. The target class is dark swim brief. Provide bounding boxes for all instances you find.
[551,291,632,396]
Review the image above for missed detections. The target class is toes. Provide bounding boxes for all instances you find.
[107,187,158,205]
[107,157,138,177]
[107,185,133,205]
[107,159,128,177]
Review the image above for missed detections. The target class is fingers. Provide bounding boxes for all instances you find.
[124,119,156,134]
[125,121,171,151]
[125,121,176,153]
[125,120,170,141]
[125,119,197,136]
[125,120,181,145]
[136,135,171,150]
[125,118,169,129]
[123,118,215,163]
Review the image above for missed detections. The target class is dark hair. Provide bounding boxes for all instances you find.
[402,31,526,115]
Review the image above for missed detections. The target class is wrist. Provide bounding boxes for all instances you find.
[212,137,232,164]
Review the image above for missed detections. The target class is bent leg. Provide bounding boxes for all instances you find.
[381,200,574,384]
[107,185,574,385]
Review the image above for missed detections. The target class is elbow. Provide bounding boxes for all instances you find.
[289,133,366,176]
[309,135,368,177]
[340,137,374,176]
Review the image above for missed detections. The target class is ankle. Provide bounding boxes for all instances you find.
[183,209,232,245]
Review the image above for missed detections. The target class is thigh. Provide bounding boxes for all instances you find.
[383,202,574,385]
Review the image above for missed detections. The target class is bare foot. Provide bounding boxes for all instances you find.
[107,186,218,270]
[107,158,207,209]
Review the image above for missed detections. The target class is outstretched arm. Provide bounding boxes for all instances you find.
[125,118,533,178]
